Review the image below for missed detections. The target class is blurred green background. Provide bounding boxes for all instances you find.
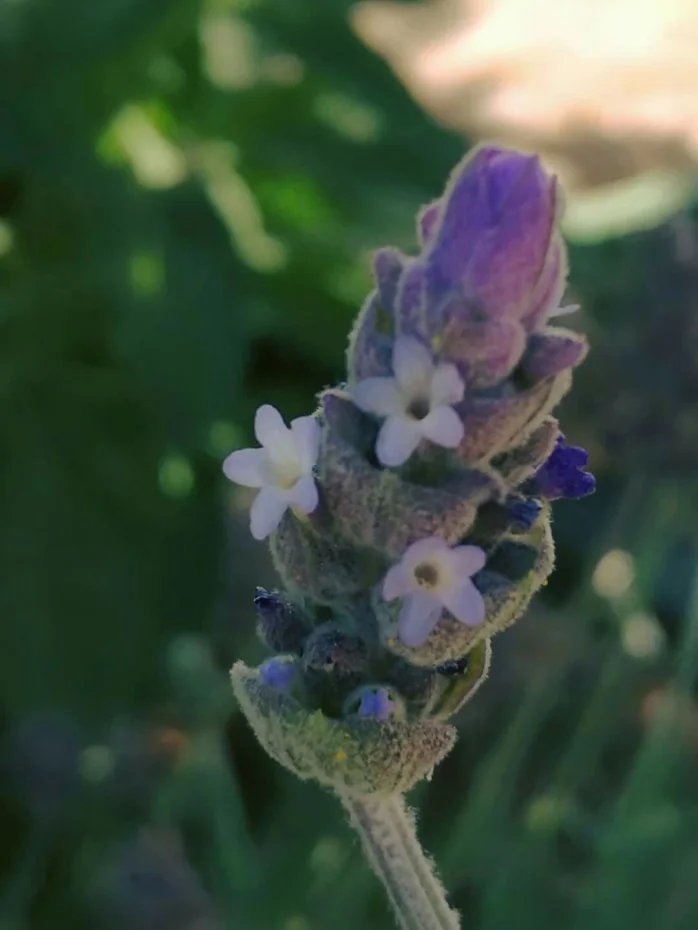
[2,1,698,928]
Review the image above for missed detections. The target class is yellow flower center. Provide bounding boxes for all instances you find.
[414,562,439,589]
[406,395,430,421]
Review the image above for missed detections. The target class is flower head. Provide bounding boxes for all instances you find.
[352,335,465,467]
[382,537,486,647]
[223,405,320,540]
[526,435,596,500]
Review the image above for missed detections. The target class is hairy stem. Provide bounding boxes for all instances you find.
[341,793,460,930]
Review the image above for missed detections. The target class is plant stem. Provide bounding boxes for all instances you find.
[340,793,460,930]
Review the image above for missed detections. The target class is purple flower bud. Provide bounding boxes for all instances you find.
[259,657,297,692]
[526,435,596,500]
[424,145,562,327]
[520,329,587,382]
[357,688,396,721]
[507,497,543,531]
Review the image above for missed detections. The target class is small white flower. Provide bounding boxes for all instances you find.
[222,405,320,541]
[382,537,486,647]
[352,335,465,467]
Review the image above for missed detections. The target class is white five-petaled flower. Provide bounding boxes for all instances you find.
[382,537,486,647]
[222,405,320,541]
[352,335,465,467]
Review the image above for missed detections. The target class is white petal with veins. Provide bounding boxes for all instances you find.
[448,545,487,576]
[255,404,289,447]
[398,591,442,646]
[392,335,433,393]
[250,487,290,541]
[377,416,422,466]
[222,448,267,487]
[441,580,486,626]
[289,474,319,514]
[420,406,464,447]
[290,416,321,472]
[430,363,465,407]
[353,377,404,416]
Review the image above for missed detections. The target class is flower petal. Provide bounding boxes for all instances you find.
[352,377,404,417]
[376,416,422,467]
[449,544,487,577]
[222,448,267,487]
[288,474,319,515]
[440,580,486,627]
[383,562,414,601]
[392,335,433,395]
[254,404,288,447]
[398,592,442,647]
[430,363,465,407]
[290,415,320,472]
[249,487,289,541]
[400,536,452,571]
[420,406,464,448]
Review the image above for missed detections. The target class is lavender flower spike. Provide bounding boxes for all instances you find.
[227,143,594,930]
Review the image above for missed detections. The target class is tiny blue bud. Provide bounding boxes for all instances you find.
[260,657,297,692]
[357,688,396,720]
[507,497,543,531]
[526,435,596,500]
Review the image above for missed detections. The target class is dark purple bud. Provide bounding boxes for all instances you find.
[526,435,596,500]
[357,688,396,721]
[259,657,297,692]
[254,588,308,654]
